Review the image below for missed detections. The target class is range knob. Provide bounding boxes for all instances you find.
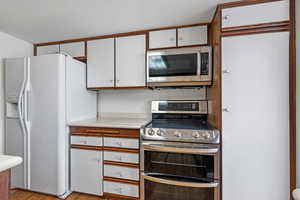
[174,132,182,138]
[156,129,164,136]
[203,132,211,140]
[147,129,155,136]
[192,132,200,138]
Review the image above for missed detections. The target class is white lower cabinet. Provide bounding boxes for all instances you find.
[222,32,290,200]
[71,149,103,196]
[104,151,139,164]
[104,164,139,181]
[104,181,139,198]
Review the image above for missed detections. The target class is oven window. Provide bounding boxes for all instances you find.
[148,54,198,77]
[145,180,214,200]
[144,151,214,182]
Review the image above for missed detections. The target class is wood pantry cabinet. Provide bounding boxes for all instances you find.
[87,34,146,89]
[70,127,140,200]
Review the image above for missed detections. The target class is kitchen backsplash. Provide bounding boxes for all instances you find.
[98,88,206,114]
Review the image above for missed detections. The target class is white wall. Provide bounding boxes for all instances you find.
[98,88,206,115]
[0,32,33,154]
[296,0,300,188]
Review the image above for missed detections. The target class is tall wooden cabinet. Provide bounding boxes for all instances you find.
[222,32,290,200]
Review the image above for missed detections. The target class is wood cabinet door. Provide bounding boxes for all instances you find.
[178,25,207,46]
[222,32,290,200]
[87,38,115,88]
[221,0,289,28]
[71,149,103,196]
[115,35,146,87]
[148,29,176,49]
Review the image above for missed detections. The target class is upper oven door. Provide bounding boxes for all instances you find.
[147,47,212,83]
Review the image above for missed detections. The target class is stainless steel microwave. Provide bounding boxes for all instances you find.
[146,46,212,86]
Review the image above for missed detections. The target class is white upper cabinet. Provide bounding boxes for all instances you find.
[60,42,85,57]
[178,25,208,46]
[149,29,176,49]
[222,0,289,28]
[36,45,59,55]
[87,38,115,88]
[115,35,146,87]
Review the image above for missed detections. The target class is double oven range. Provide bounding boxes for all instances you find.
[140,100,220,200]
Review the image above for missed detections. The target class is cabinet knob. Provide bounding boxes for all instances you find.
[80,140,87,144]
[116,142,122,147]
[223,15,230,20]
[222,108,230,112]
[222,69,230,74]
[109,80,113,82]
[169,38,175,42]
[178,37,183,41]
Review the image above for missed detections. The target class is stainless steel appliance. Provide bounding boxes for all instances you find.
[140,100,220,200]
[146,47,212,87]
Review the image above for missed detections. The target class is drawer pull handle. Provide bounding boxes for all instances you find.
[115,156,122,161]
[116,142,123,147]
[79,140,87,144]
[114,187,122,194]
[117,172,123,177]
[86,130,120,134]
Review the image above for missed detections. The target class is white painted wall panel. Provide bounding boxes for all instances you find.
[0,32,32,154]
[98,88,206,114]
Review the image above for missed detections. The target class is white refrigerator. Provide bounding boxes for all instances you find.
[4,54,96,198]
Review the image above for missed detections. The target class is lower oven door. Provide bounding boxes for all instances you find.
[140,141,220,200]
[141,172,219,200]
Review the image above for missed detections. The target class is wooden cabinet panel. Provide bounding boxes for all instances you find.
[71,148,103,196]
[222,32,289,200]
[115,35,146,87]
[87,38,115,88]
[149,29,176,49]
[60,42,85,57]
[178,25,208,46]
[36,45,59,55]
[222,0,289,28]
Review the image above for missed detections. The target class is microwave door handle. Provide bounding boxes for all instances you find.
[198,51,201,76]
[141,173,219,188]
[142,143,219,154]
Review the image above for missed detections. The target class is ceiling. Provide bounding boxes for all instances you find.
[0,0,234,44]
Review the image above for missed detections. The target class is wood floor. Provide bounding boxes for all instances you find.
[10,190,105,200]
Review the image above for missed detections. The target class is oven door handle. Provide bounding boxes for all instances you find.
[141,173,219,188]
[142,143,219,154]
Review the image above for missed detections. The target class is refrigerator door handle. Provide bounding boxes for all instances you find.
[17,57,28,188]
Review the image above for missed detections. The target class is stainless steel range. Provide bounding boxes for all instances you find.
[140,100,221,200]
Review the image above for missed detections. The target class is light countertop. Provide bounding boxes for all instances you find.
[68,113,151,129]
[0,155,23,172]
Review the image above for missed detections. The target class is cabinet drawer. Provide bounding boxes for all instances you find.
[104,181,139,198]
[104,151,139,164]
[71,136,102,146]
[104,165,139,181]
[104,137,139,149]
[222,0,289,28]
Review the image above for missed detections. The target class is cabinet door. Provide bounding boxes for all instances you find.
[149,29,176,49]
[71,149,103,196]
[87,38,114,88]
[178,25,207,46]
[115,35,146,87]
[222,0,289,28]
[222,32,289,200]
[60,42,85,57]
[36,45,59,55]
